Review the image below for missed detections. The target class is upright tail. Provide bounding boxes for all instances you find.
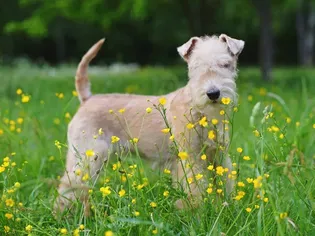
[75,38,105,103]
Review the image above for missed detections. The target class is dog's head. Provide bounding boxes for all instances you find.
[177,34,244,110]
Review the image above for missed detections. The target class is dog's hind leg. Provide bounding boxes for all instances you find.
[54,139,110,216]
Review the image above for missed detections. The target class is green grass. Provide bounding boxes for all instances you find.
[0,64,315,235]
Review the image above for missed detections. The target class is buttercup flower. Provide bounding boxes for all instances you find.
[25,225,33,233]
[146,107,152,113]
[221,97,231,105]
[118,108,125,114]
[161,128,170,134]
[119,189,126,197]
[86,149,95,157]
[150,202,157,208]
[211,119,218,125]
[178,151,189,160]
[208,130,215,140]
[186,123,194,129]
[163,191,169,197]
[246,208,252,213]
[237,147,243,153]
[243,156,250,161]
[199,117,208,127]
[100,186,111,197]
[159,97,166,105]
[111,136,120,143]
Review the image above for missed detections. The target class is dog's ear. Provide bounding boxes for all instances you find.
[219,34,245,56]
[177,37,201,62]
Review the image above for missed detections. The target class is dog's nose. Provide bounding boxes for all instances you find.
[206,89,220,101]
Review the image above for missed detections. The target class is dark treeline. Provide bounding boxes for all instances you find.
[0,0,314,80]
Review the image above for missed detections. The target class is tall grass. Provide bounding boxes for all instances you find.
[0,64,314,235]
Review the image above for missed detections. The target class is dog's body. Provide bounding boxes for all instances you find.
[55,34,244,215]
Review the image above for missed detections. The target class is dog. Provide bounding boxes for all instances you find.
[54,34,244,216]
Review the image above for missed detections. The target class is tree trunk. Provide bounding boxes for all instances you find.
[253,0,273,81]
[296,0,315,67]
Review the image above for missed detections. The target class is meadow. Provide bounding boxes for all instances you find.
[0,61,315,235]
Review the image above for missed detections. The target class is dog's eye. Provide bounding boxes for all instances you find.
[221,63,230,68]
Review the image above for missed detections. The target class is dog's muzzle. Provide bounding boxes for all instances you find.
[206,89,220,101]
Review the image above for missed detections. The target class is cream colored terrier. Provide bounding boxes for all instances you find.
[54,34,244,215]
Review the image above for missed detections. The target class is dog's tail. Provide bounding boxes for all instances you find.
[75,38,105,103]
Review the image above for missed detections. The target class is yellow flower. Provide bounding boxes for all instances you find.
[246,178,253,183]
[217,189,223,194]
[82,173,89,181]
[201,154,207,160]
[243,156,250,161]
[17,118,24,124]
[60,228,68,234]
[85,149,95,157]
[100,186,111,197]
[199,117,208,127]
[112,162,121,170]
[253,176,263,188]
[271,125,280,132]
[118,108,125,114]
[187,177,193,184]
[161,128,170,134]
[133,211,140,216]
[211,119,218,125]
[178,151,189,160]
[280,212,288,219]
[263,197,269,203]
[286,117,291,123]
[0,166,5,173]
[216,166,225,176]
[4,226,10,233]
[221,97,231,105]
[109,109,113,114]
[118,189,126,197]
[207,165,214,171]
[5,198,14,207]
[132,199,136,204]
[111,136,120,143]
[255,205,260,209]
[21,94,30,103]
[75,169,82,176]
[164,169,171,174]
[206,188,213,194]
[208,130,216,140]
[237,182,245,187]
[146,107,152,113]
[279,133,284,139]
[16,88,23,95]
[169,135,174,141]
[150,202,157,208]
[73,229,80,236]
[5,213,13,220]
[163,191,169,197]
[246,208,252,213]
[159,97,167,105]
[237,147,243,153]
[220,110,225,115]
[152,229,158,234]
[195,174,203,180]
[313,124,315,129]
[105,231,114,236]
[186,123,194,129]
[0,129,3,135]
[25,225,33,232]
[253,130,260,137]
[72,90,78,96]
[14,182,21,188]
[132,138,139,143]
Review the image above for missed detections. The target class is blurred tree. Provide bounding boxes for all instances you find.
[296,0,315,66]
[252,0,273,81]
